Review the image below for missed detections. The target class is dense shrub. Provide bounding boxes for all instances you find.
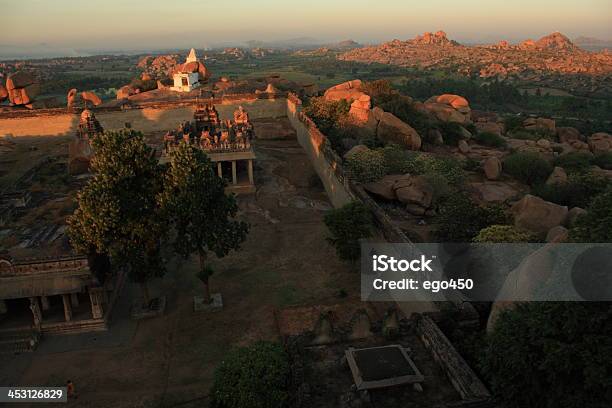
[345,149,387,183]
[435,121,467,146]
[593,152,612,170]
[303,97,352,153]
[372,145,465,186]
[422,173,453,205]
[503,116,523,133]
[481,302,612,408]
[473,225,537,243]
[503,152,553,185]
[474,132,507,148]
[303,97,351,132]
[324,202,373,261]
[210,342,291,408]
[416,155,466,186]
[532,172,610,209]
[570,188,612,242]
[435,194,509,242]
[362,80,432,136]
[380,144,420,174]
[554,152,594,174]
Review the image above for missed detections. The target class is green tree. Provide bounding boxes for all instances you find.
[435,194,508,242]
[481,302,612,408]
[503,152,553,186]
[68,129,165,306]
[324,201,373,262]
[211,341,290,408]
[570,188,612,242]
[160,142,248,303]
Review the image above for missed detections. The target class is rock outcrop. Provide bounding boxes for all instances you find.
[376,111,422,150]
[483,157,502,180]
[588,133,612,154]
[6,71,40,106]
[523,117,555,133]
[323,80,422,150]
[546,167,568,185]
[511,194,568,235]
[556,127,581,143]
[422,94,471,124]
[393,175,434,214]
[0,83,8,103]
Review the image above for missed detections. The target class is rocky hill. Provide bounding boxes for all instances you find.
[339,31,612,96]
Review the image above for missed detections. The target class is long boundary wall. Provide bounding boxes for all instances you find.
[0,95,287,139]
[286,95,354,208]
[285,94,410,244]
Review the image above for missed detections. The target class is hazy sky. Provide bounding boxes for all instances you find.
[1,0,611,54]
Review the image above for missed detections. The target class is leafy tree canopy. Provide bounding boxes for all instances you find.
[481,302,612,408]
[68,129,165,284]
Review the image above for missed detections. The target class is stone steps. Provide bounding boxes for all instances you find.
[0,329,40,354]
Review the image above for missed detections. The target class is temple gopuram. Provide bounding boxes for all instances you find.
[163,101,256,194]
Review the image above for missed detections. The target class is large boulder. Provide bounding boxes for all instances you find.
[511,194,568,235]
[0,83,7,103]
[546,226,569,243]
[487,246,555,331]
[81,91,102,107]
[475,121,504,136]
[523,117,555,133]
[324,79,364,102]
[546,166,568,185]
[116,85,137,100]
[376,111,422,150]
[6,71,40,106]
[588,132,612,154]
[423,94,471,125]
[393,175,433,212]
[422,102,469,124]
[566,207,587,227]
[363,175,398,200]
[343,144,370,160]
[556,127,581,143]
[483,157,502,180]
[67,88,78,108]
[428,94,470,111]
[469,182,520,203]
[348,94,372,122]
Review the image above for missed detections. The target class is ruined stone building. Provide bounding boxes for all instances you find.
[0,255,117,352]
[163,101,256,194]
[68,109,103,175]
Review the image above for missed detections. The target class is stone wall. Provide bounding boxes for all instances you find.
[286,94,354,208]
[0,96,287,138]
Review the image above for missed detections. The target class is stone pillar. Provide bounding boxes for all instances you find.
[62,294,72,322]
[248,159,254,185]
[89,288,104,319]
[40,296,50,311]
[217,162,222,178]
[231,161,237,185]
[0,299,7,314]
[70,293,80,307]
[29,297,42,330]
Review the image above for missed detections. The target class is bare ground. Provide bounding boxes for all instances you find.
[1,118,358,407]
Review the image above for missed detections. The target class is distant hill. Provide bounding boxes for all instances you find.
[338,31,612,97]
[333,40,362,50]
[573,36,612,51]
